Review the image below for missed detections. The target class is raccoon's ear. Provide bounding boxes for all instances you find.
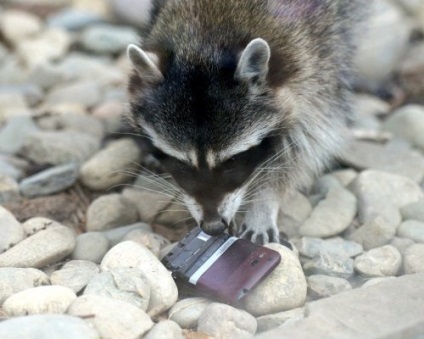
[235,38,270,84]
[127,44,163,83]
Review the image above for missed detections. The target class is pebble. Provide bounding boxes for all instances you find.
[198,303,257,339]
[101,222,152,247]
[361,277,397,288]
[397,220,424,243]
[312,174,342,196]
[84,266,150,311]
[80,24,138,54]
[168,297,212,329]
[256,307,305,333]
[0,225,75,268]
[91,100,123,133]
[331,169,358,187]
[298,237,363,258]
[154,200,192,227]
[123,230,169,257]
[403,244,424,274]
[0,175,20,204]
[21,130,100,165]
[242,243,307,317]
[0,10,43,46]
[22,217,64,236]
[0,84,44,107]
[307,275,352,300]
[67,295,154,339]
[144,320,184,339]
[401,200,424,222]
[108,0,152,28]
[303,251,354,279]
[0,156,25,180]
[48,9,104,31]
[0,116,39,155]
[299,187,357,238]
[354,245,402,277]
[0,206,24,254]
[71,232,110,264]
[0,314,100,339]
[350,170,424,228]
[390,237,415,255]
[3,285,77,316]
[80,138,143,191]
[50,260,99,293]
[348,216,396,250]
[0,268,49,305]
[19,163,79,198]
[44,81,102,108]
[354,93,391,117]
[278,190,312,238]
[101,241,178,317]
[86,194,139,232]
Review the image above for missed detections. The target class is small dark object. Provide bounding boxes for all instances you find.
[162,226,281,304]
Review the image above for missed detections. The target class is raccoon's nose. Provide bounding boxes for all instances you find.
[200,218,228,236]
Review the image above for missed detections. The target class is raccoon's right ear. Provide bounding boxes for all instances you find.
[127,44,163,83]
[235,38,270,85]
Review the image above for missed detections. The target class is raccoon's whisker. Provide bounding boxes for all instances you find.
[170,216,194,226]
[107,183,177,199]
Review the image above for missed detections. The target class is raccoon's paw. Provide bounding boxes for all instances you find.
[238,222,280,245]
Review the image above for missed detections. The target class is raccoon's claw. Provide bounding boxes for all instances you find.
[238,223,280,245]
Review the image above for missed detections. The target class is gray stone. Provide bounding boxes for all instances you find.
[198,303,257,339]
[67,295,153,339]
[144,320,184,339]
[108,0,152,28]
[91,100,123,133]
[349,170,424,228]
[0,175,19,203]
[80,138,142,191]
[256,307,305,333]
[0,10,43,46]
[242,243,307,317]
[403,244,424,274]
[0,268,49,305]
[21,130,100,165]
[361,277,397,288]
[20,163,79,198]
[397,220,424,243]
[84,266,150,311]
[44,81,101,108]
[0,206,24,254]
[401,199,424,222]
[50,260,99,294]
[22,217,64,237]
[153,200,192,227]
[313,174,343,196]
[331,169,358,187]
[353,93,391,117]
[123,230,169,257]
[307,275,352,300]
[298,237,363,258]
[348,216,396,250]
[48,9,104,31]
[86,194,139,232]
[168,297,212,329]
[0,116,38,155]
[0,314,99,339]
[278,190,312,238]
[71,232,110,264]
[0,225,75,268]
[0,157,24,180]
[354,245,401,277]
[390,237,415,255]
[101,222,152,247]
[258,274,424,339]
[299,187,357,238]
[28,62,68,91]
[3,286,77,316]
[303,251,354,279]
[0,84,44,107]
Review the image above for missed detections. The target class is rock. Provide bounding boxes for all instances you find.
[0,84,44,107]
[3,286,76,316]
[44,81,101,108]
[0,225,75,268]
[331,169,358,187]
[354,245,401,277]
[19,163,79,198]
[71,232,110,264]
[354,93,391,117]
[101,241,178,316]
[47,9,104,31]
[80,139,142,191]
[80,24,138,54]
[382,105,424,151]
[145,320,184,339]
[50,260,99,293]
[28,62,68,91]
[348,216,396,250]
[298,237,363,258]
[160,242,176,260]
[91,100,123,133]
[0,175,20,204]
[361,277,397,288]
[101,222,152,247]
[397,220,424,243]
[0,116,38,155]
[67,295,153,339]
[299,187,357,238]
[198,303,257,339]
[307,275,352,300]
[350,170,424,228]
[256,307,305,333]
[0,92,28,124]
[278,190,312,238]
[403,244,424,274]
[303,251,354,279]
[168,297,212,329]
[0,314,99,339]
[242,243,307,316]
[390,237,415,255]
[123,230,169,257]
[401,200,424,222]
[313,174,342,196]
[22,217,63,236]
[0,10,43,46]
[84,266,150,311]
[21,130,100,165]
[108,0,152,28]
[0,206,24,254]
[86,194,139,232]
[0,156,25,180]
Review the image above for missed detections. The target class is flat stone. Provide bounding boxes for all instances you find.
[256,307,305,333]
[401,199,424,222]
[91,100,123,133]
[397,220,424,243]
[144,320,184,339]
[390,237,415,255]
[0,156,25,180]
[0,175,20,204]
[44,81,101,107]
[67,295,153,339]
[168,297,212,329]
[47,9,104,31]
[197,303,257,339]
[0,206,24,254]
[0,84,44,107]
[348,216,396,250]
[0,225,75,268]
[0,116,38,155]
[298,237,363,258]
[278,190,312,238]
[20,163,79,198]
[3,285,77,316]
[303,251,354,279]
[50,260,99,293]
[353,93,391,116]
[123,230,170,257]
[0,314,99,339]
[361,277,397,288]
[71,232,110,264]
[354,245,401,277]
[108,0,152,28]
[0,10,43,45]
[403,244,424,274]
[258,274,424,339]
[22,217,64,236]
[331,169,358,187]
[101,222,152,247]
[307,275,352,300]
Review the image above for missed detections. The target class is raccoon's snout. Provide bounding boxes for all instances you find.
[200,218,228,236]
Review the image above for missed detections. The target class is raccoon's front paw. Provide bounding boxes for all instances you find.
[238,222,280,245]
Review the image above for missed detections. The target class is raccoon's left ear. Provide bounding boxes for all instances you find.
[127,44,163,83]
[235,38,270,84]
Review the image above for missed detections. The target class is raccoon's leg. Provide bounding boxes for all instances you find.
[238,186,280,245]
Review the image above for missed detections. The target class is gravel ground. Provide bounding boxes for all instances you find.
[0,0,424,338]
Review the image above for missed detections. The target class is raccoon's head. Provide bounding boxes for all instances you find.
[127,39,284,235]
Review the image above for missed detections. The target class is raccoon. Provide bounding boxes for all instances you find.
[126,0,364,244]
